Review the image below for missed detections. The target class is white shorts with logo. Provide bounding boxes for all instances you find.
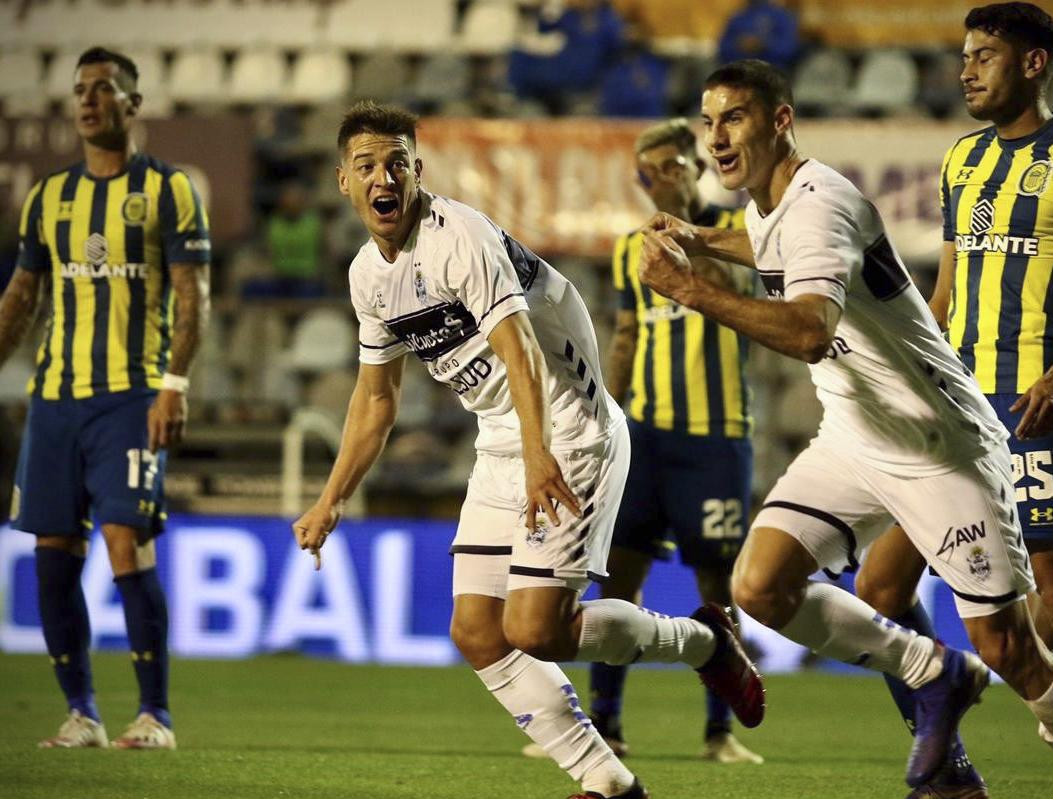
[451,420,630,598]
[751,436,1034,618]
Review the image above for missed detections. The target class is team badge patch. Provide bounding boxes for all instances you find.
[121,192,149,226]
[414,267,428,304]
[966,546,992,582]
[526,516,549,548]
[1019,160,1050,196]
[371,288,385,309]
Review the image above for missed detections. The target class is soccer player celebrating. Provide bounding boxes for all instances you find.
[852,2,1053,784]
[293,100,765,799]
[0,47,210,748]
[638,59,1053,791]
[537,119,761,764]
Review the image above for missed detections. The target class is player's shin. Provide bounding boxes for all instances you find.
[35,547,99,722]
[576,599,715,667]
[476,650,636,796]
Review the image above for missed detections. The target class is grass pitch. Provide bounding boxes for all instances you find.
[0,653,1048,799]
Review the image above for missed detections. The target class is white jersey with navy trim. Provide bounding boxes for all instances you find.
[745,160,1006,476]
[349,192,623,455]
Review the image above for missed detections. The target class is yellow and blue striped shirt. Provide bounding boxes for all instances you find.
[942,119,1053,394]
[17,153,209,400]
[612,206,752,437]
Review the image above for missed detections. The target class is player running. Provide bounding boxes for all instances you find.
[638,59,1053,792]
[0,47,210,749]
[292,101,765,799]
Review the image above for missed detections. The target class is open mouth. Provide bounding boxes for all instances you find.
[371,196,399,219]
[715,153,739,174]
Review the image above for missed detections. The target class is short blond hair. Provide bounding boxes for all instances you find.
[634,118,697,156]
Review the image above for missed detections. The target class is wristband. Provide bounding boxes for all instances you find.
[161,372,190,394]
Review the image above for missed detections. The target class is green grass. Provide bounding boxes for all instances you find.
[0,654,1048,799]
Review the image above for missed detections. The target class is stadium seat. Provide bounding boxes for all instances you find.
[352,51,413,102]
[324,0,456,52]
[0,49,46,114]
[409,53,470,109]
[459,1,522,55]
[168,48,228,104]
[920,49,967,118]
[124,47,171,118]
[17,2,82,49]
[288,50,352,106]
[228,47,289,104]
[44,49,80,102]
[234,0,323,49]
[284,308,355,372]
[852,49,920,114]
[793,48,853,116]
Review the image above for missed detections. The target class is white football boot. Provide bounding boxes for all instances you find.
[38,710,109,748]
[111,712,177,750]
[1040,721,1053,750]
[701,732,764,764]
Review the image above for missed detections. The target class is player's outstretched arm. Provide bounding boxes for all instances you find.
[488,312,582,532]
[149,262,210,452]
[293,357,406,568]
[927,241,955,331]
[0,267,44,369]
[640,230,840,363]
[641,212,756,268]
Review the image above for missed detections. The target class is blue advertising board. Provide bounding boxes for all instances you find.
[0,514,973,672]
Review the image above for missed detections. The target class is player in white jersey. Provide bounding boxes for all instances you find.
[636,60,1053,791]
[291,100,765,799]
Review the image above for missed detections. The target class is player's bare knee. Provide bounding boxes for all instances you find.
[450,618,510,669]
[502,618,574,661]
[731,568,786,627]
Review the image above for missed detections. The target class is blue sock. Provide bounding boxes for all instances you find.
[706,691,733,738]
[589,662,628,723]
[883,603,973,775]
[115,568,171,729]
[35,547,99,722]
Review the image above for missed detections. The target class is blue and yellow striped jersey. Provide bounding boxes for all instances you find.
[17,153,210,400]
[612,206,752,437]
[942,119,1053,394]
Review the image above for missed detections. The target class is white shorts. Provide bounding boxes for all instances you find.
[451,421,630,598]
[752,436,1035,618]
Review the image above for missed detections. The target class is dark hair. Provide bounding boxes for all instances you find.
[76,46,138,88]
[966,3,1053,55]
[704,59,793,115]
[337,100,418,153]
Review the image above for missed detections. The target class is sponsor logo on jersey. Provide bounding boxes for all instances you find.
[1030,506,1053,525]
[641,303,694,323]
[966,545,992,581]
[759,271,784,299]
[936,520,986,561]
[184,238,210,251]
[954,168,975,184]
[1019,160,1050,196]
[60,262,150,279]
[85,232,108,265]
[121,192,149,225]
[957,197,1039,255]
[57,201,74,221]
[386,301,479,361]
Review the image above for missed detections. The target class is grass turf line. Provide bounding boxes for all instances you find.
[0,653,1048,798]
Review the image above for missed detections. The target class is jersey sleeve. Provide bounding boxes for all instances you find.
[158,169,211,264]
[448,215,531,339]
[348,265,409,365]
[611,234,636,311]
[16,180,49,273]
[779,190,860,308]
[939,144,955,243]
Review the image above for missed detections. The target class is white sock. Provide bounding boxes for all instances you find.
[1026,680,1053,730]
[476,649,635,796]
[779,582,943,688]
[576,598,716,668]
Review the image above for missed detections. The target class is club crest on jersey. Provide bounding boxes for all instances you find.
[526,516,550,547]
[966,546,992,582]
[84,232,109,266]
[1019,160,1050,196]
[414,266,428,304]
[371,288,385,309]
[121,192,149,226]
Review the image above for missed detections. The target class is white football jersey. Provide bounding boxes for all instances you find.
[746,160,1006,476]
[349,192,623,455]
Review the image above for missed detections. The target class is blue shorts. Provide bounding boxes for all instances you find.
[12,390,167,538]
[612,419,752,569]
[988,393,1053,541]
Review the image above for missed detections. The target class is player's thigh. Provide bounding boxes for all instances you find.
[507,423,630,595]
[608,421,668,565]
[11,397,90,538]
[748,437,892,579]
[666,436,753,578]
[100,523,157,576]
[80,391,166,538]
[855,524,928,617]
[865,447,1035,619]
